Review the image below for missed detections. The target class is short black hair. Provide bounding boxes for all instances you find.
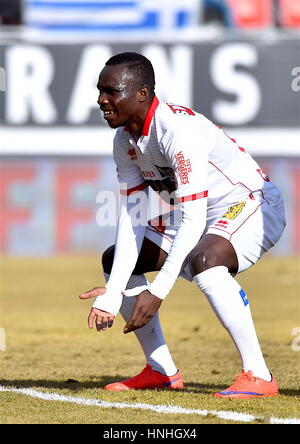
[106,52,155,95]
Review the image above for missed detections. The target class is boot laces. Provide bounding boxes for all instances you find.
[231,371,256,389]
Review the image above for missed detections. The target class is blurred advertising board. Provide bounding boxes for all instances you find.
[0,38,299,256]
[23,0,200,32]
[0,39,299,129]
[0,156,299,256]
[0,157,118,255]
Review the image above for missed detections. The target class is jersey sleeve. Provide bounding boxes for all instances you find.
[161,118,210,202]
[149,197,207,300]
[113,131,148,196]
[92,131,149,315]
[92,188,149,315]
[148,118,212,299]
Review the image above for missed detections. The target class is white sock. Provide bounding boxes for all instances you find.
[104,273,177,376]
[193,266,271,381]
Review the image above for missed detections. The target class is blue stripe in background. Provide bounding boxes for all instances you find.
[27,12,159,30]
[176,11,189,28]
[27,1,137,9]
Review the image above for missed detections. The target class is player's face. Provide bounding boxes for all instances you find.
[97,65,143,129]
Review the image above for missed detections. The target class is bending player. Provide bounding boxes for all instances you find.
[80,52,286,398]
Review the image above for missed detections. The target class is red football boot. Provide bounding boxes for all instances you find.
[214,370,278,399]
[104,365,184,391]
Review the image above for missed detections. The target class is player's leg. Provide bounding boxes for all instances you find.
[102,237,182,389]
[188,233,239,274]
[187,233,272,381]
[102,236,168,275]
[185,195,285,398]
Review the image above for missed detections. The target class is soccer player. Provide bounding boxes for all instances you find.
[79,52,286,398]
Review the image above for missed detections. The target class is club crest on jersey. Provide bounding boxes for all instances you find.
[222,202,246,220]
[167,104,195,116]
[128,148,137,161]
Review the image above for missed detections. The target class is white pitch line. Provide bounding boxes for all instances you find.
[0,385,299,424]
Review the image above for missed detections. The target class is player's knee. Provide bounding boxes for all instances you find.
[101,245,115,274]
[188,248,219,276]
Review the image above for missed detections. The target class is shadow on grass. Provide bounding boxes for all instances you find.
[0,378,299,397]
[0,377,220,394]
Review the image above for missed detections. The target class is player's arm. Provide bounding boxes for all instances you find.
[149,198,207,298]
[123,197,207,333]
[81,132,149,330]
[124,120,210,333]
[80,188,149,331]
[152,124,210,298]
[92,186,149,313]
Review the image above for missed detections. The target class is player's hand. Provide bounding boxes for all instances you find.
[79,287,115,331]
[123,290,162,334]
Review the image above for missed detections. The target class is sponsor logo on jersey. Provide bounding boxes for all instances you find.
[167,104,195,116]
[142,170,155,178]
[128,148,137,161]
[175,151,192,185]
[222,202,246,220]
[214,219,229,229]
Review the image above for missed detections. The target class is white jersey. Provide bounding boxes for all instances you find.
[93,97,283,315]
[114,97,279,208]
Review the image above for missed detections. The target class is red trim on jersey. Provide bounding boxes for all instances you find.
[142,96,159,136]
[230,202,263,239]
[177,190,208,203]
[148,215,166,233]
[210,226,231,235]
[210,202,264,238]
[209,161,269,203]
[120,182,148,196]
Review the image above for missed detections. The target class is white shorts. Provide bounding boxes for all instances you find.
[144,191,286,281]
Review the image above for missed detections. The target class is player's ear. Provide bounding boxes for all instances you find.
[138,86,149,103]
